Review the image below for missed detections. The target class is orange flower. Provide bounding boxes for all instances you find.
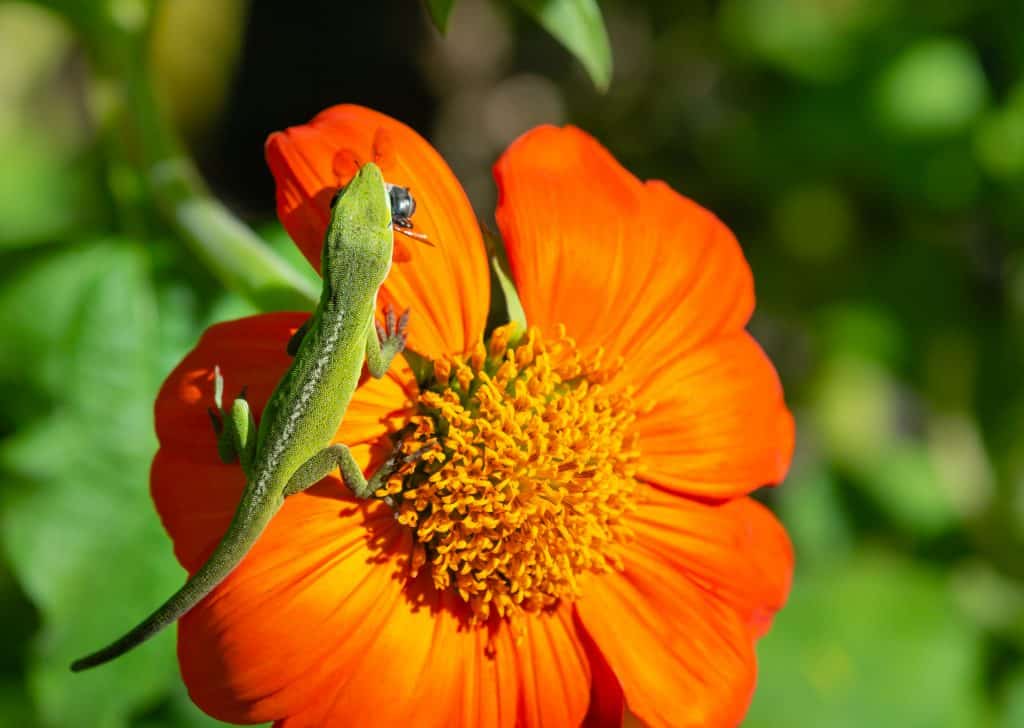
[152,105,795,727]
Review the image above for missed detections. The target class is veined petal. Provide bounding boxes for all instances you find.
[576,486,792,727]
[177,494,410,723]
[266,104,490,357]
[494,125,753,369]
[181,557,592,727]
[576,546,758,728]
[633,332,795,498]
[626,485,793,636]
[509,603,593,728]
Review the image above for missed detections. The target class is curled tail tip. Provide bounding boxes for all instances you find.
[71,644,127,671]
[70,656,96,672]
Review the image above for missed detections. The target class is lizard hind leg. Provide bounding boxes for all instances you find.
[284,443,394,499]
[285,440,431,501]
[283,444,353,497]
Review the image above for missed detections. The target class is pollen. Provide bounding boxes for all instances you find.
[377,325,641,623]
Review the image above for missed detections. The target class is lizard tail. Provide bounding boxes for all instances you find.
[70,503,274,671]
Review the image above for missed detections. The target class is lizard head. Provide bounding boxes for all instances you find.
[323,162,396,287]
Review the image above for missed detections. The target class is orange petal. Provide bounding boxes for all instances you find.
[262,579,475,728]
[626,485,794,637]
[508,603,593,727]
[153,315,592,724]
[178,494,411,723]
[334,598,591,728]
[178,526,591,726]
[575,543,759,728]
[633,332,795,498]
[265,104,490,357]
[494,125,753,371]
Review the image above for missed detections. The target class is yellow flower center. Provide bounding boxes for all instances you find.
[378,325,640,623]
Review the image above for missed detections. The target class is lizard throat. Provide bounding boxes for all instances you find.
[376,325,641,623]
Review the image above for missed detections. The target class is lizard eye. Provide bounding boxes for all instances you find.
[387,185,416,221]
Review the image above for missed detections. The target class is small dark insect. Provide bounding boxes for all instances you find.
[387,184,416,227]
[386,183,431,243]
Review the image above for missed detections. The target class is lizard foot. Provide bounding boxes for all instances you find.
[375,304,409,358]
[375,439,437,506]
[208,366,254,465]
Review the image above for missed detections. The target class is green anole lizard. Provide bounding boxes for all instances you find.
[72,162,421,671]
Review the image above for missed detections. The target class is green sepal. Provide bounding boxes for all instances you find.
[403,349,435,388]
[482,226,527,345]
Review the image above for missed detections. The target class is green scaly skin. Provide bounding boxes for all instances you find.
[72,163,408,671]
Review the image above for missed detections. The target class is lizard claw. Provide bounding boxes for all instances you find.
[370,437,436,502]
[385,305,396,335]
[387,439,436,479]
[378,304,410,354]
[401,439,435,466]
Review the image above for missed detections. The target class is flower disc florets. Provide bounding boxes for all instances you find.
[377,325,641,622]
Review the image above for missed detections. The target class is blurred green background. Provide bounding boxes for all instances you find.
[1,0,1022,726]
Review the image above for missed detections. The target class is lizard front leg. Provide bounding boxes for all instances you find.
[207,366,257,476]
[365,304,409,378]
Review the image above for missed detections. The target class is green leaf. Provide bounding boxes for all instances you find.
[512,0,612,91]
[0,241,193,726]
[747,552,987,728]
[423,0,456,32]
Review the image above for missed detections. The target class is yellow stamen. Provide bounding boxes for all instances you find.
[379,325,640,623]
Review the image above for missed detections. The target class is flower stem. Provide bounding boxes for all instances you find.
[77,0,319,311]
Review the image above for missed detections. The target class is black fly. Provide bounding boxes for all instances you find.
[386,183,431,243]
